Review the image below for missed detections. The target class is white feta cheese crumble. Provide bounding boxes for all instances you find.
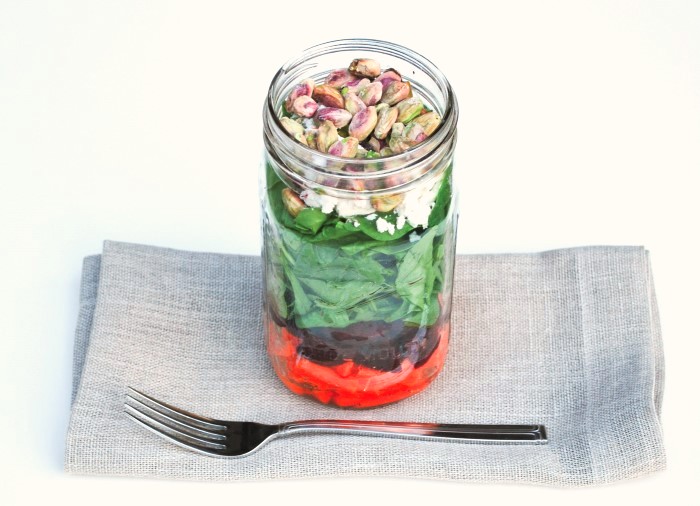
[298,174,444,233]
[376,217,396,235]
[335,197,375,217]
[396,215,406,230]
[395,176,442,228]
[299,190,336,214]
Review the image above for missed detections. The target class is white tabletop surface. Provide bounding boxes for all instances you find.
[2,1,699,504]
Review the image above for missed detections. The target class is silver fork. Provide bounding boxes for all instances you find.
[124,388,547,457]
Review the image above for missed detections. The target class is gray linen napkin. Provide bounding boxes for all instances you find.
[65,241,665,486]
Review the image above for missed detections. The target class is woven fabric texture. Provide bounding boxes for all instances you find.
[65,241,665,486]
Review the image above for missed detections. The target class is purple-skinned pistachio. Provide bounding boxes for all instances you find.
[343,91,366,116]
[376,69,402,91]
[396,97,423,123]
[373,106,399,140]
[290,95,318,118]
[349,58,381,78]
[328,136,359,158]
[380,81,412,106]
[348,106,378,141]
[281,188,307,217]
[325,68,354,89]
[358,81,383,106]
[370,193,404,212]
[312,85,345,109]
[344,78,370,95]
[284,78,315,112]
[403,121,427,144]
[315,107,352,128]
[316,120,339,153]
[280,117,308,145]
[411,111,441,136]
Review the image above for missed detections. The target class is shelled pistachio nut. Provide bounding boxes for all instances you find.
[328,136,360,158]
[284,79,315,112]
[281,188,306,217]
[343,91,366,116]
[312,85,345,109]
[358,82,383,106]
[348,106,378,141]
[305,128,318,149]
[349,58,381,78]
[345,78,370,95]
[381,81,412,106]
[373,106,399,140]
[316,120,339,153]
[411,111,441,136]
[376,69,401,90]
[396,97,423,123]
[325,68,354,89]
[291,95,318,117]
[371,193,404,212]
[316,107,353,128]
[280,117,308,145]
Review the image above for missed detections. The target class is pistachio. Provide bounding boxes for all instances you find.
[281,188,306,217]
[345,78,370,95]
[348,106,378,141]
[373,106,399,140]
[325,68,354,89]
[371,193,404,212]
[380,81,412,106]
[355,145,368,159]
[343,91,366,116]
[348,58,381,78]
[312,85,345,109]
[388,122,411,153]
[315,107,352,128]
[403,121,427,144]
[396,97,423,123]
[375,102,389,113]
[367,136,383,152]
[376,68,402,90]
[328,136,359,158]
[316,120,339,153]
[284,78,315,112]
[358,81,383,106]
[379,147,394,157]
[290,95,318,117]
[280,117,306,142]
[411,111,441,136]
[305,128,318,150]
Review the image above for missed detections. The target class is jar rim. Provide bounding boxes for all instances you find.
[263,38,458,189]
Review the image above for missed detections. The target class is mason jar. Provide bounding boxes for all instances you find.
[261,39,458,408]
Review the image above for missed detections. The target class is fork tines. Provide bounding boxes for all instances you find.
[124,387,229,456]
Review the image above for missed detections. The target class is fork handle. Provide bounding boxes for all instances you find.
[280,420,547,443]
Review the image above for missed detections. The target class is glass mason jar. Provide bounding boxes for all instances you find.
[261,39,458,408]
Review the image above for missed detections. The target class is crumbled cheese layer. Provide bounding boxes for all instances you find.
[299,175,443,232]
[395,177,441,228]
[375,217,396,235]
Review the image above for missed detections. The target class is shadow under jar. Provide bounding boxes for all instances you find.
[261,39,459,408]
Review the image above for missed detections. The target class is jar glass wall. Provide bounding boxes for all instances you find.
[261,39,458,408]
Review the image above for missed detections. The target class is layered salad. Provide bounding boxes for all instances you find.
[264,57,455,408]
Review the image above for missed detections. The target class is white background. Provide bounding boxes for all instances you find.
[1,1,699,504]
